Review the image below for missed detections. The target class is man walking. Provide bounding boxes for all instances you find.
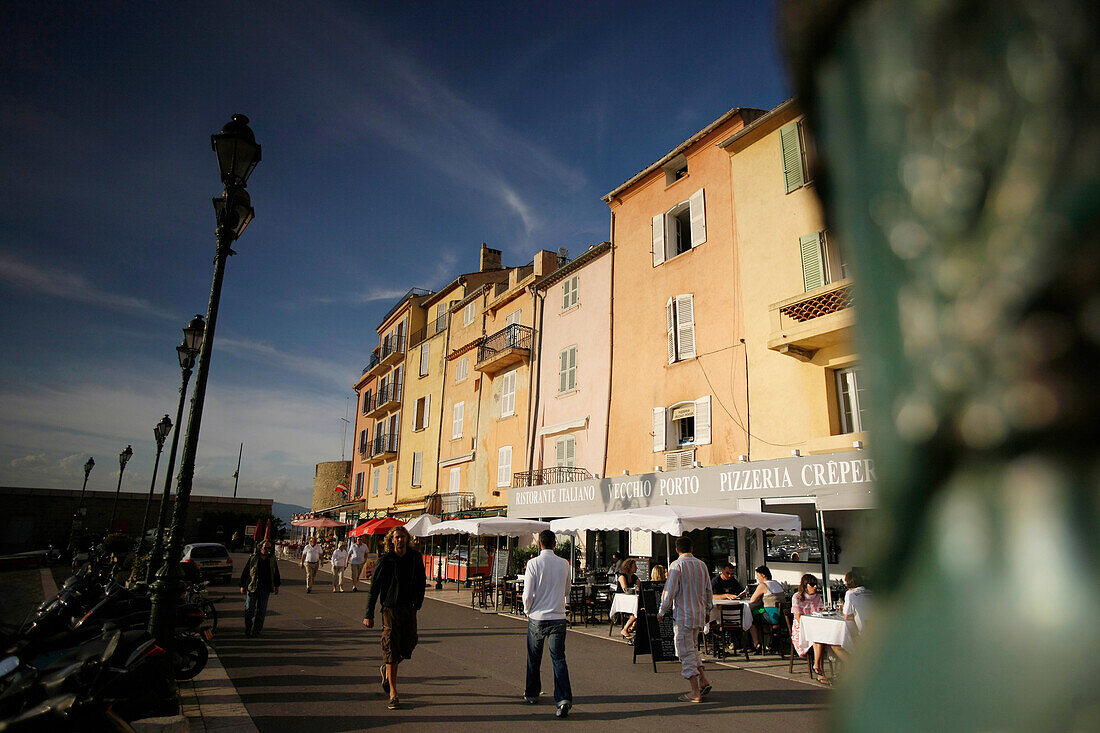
[658,535,714,703]
[348,536,367,591]
[363,525,425,710]
[522,529,573,718]
[239,540,280,637]
[331,540,349,592]
[300,536,322,593]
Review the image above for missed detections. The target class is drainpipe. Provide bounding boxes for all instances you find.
[526,285,545,479]
[602,216,617,482]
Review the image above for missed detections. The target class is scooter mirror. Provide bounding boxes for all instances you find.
[0,655,18,677]
[102,630,121,662]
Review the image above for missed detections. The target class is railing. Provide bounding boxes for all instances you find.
[369,380,403,411]
[425,492,476,516]
[777,281,853,324]
[477,324,534,364]
[512,466,594,487]
[371,432,399,457]
[411,313,449,347]
[362,335,406,374]
[380,287,433,325]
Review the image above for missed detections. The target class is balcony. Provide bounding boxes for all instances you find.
[410,312,448,347]
[475,324,534,375]
[365,380,403,418]
[367,433,399,464]
[767,279,855,362]
[425,491,476,517]
[362,336,406,377]
[513,466,594,488]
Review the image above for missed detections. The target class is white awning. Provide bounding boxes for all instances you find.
[549,504,800,535]
[426,516,552,537]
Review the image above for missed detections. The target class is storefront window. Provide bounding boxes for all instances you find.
[765,529,839,564]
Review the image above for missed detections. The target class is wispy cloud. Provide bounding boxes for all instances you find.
[0,249,176,321]
[218,337,352,389]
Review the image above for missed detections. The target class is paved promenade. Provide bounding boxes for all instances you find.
[183,553,829,732]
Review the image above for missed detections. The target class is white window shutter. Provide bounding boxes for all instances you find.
[689,189,706,247]
[556,437,565,465]
[653,407,667,452]
[450,466,460,491]
[652,213,666,267]
[565,436,575,466]
[559,349,569,393]
[424,394,430,429]
[412,452,422,486]
[676,294,696,359]
[694,395,712,445]
[666,298,676,364]
[420,344,430,375]
[497,446,512,487]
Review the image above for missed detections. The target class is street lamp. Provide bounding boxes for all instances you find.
[68,457,95,555]
[149,114,260,647]
[107,445,133,535]
[145,316,204,584]
[134,415,173,565]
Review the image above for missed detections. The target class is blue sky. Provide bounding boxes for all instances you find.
[0,1,789,507]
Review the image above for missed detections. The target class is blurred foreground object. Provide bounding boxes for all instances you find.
[783,0,1100,730]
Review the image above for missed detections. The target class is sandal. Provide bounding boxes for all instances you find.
[678,693,703,703]
[814,669,831,685]
[700,684,712,697]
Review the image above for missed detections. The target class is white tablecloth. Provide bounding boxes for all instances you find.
[610,593,638,617]
[709,599,753,630]
[799,614,858,653]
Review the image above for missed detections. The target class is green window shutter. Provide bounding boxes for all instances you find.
[780,122,806,193]
[800,232,825,291]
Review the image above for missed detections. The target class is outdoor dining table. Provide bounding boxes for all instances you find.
[708,599,753,629]
[799,612,858,653]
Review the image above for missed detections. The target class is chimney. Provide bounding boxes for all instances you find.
[480,243,502,272]
[533,249,558,276]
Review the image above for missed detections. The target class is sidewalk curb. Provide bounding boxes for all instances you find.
[180,641,258,733]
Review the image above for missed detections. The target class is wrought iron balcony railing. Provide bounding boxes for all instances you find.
[512,466,594,488]
[477,323,534,364]
[425,491,476,517]
[370,432,399,457]
[369,380,403,412]
[411,313,449,347]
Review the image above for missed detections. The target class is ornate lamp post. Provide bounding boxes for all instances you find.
[107,445,134,535]
[145,316,204,584]
[134,415,173,564]
[149,114,260,646]
[68,457,95,555]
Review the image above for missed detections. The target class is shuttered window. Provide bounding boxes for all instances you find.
[506,309,522,325]
[556,436,576,468]
[463,302,475,326]
[414,395,430,431]
[665,294,696,363]
[372,468,379,496]
[665,449,695,472]
[689,189,706,248]
[456,358,468,382]
[497,445,512,487]
[694,395,712,445]
[385,464,394,494]
[449,466,461,492]
[359,429,368,454]
[501,370,517,417]
[419,344,430,376]
[559,346,577,393]
[652,212,666,267]
[562,275,579,310]
[361,390,370,415]
[800,232,826,291]
[452,401,464,439]
[355,472,364,498]
[781,121,807,193]
[652,407,667,453]
[652,188,706,266]
[411,452,423,487]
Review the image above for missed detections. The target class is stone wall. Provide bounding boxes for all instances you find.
[0,486,272,554]
[312,460,351,511]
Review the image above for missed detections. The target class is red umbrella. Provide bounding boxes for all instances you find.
[263,519,273,541]
[364,517,406,535]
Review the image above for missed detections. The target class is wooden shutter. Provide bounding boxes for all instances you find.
[386,464,394,493]
[689,189,706,247]
[412,452,422,486]
[450,466,460,491]
[372,468,379,495]
[497,446,512,487]
[676,294,696,359]
[556,436,575,467]
[559,349,569,393]
[453,402,463,438]
[694,395,712,446]
[652,213,666,267]
[502,371,516,416]
[666,298,676,364]
[423,394,430,429]
[800,232,825,291]
[652,407,667,452]
[780,122,806,193]
[420,344,430,375]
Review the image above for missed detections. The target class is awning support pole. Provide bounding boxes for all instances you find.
[816,508,832,604]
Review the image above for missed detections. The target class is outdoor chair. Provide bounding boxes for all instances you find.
[787,610,834,680]
[471,577,490,608]
[568,585,587,626]
[768,602,792,659]
[587,587,611,624]
[711,605,750,662]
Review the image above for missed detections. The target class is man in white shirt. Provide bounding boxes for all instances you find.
[842,570,871,632]
[300,536,322,594]
[521,530,573,718]
[348,537,367,592]
[331,541,349,593]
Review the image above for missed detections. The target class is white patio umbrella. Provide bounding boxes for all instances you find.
[427,517,554,598]
[548,504,800,535]
[403,513,440,537]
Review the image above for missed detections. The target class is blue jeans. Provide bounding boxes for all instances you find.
[244,592,270,633]
[526,619,572,704]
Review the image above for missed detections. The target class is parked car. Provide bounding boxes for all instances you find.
[181,543,233,584]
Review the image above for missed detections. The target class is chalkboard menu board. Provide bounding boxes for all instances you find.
[634,557,650,582]
[491,549,510,583]
[634,580,677,672]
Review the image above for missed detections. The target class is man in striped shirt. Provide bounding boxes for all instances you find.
[658,535,714,702]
